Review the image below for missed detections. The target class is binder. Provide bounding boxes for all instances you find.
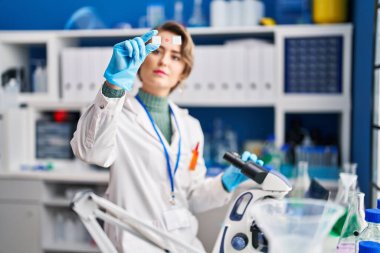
[261,44,276,100]
[61,48,77,102]
[226,45,248,103]
[247,45,261,101]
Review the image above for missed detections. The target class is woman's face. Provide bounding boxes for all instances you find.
[139,30,185,97]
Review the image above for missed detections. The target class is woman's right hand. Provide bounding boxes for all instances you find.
[103,30,160,91]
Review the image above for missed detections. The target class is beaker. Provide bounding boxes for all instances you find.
[251,198,344,253]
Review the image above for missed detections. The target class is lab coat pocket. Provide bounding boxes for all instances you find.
[163,207,191,232]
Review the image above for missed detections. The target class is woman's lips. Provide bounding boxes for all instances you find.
[153,70,167,76]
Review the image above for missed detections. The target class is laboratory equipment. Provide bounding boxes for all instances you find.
[288,161,311,198]
[251,198,344,253]
[221,151,263,192]
[72,191,203,253]
[73,151,291,252]
[331,167,358,237]
[229,0,242,26]
[64,6,106,30]
[337,192,367,253]
[188,0,206,27]
[152,35,182,45]
[210,0,228,27]
[312,0,348,24]
[357,209,380,249]
[174,0,184,24]
[32,60,47,93]
[213,151,292,252]
[358,241,380,253]
[241,0,265,26]
[264,0,312,24]
[147,3,165,28]
[336,164,358,205]
[284,36,343,94]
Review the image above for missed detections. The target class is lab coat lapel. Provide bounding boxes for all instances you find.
[127,96,161,141]
[169,101,188,151]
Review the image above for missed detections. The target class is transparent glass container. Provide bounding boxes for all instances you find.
[288,161,310,198]
[337,192,367,253]
[356,209,380,253]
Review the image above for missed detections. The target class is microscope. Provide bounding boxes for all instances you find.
[212,152,292,253]
[72,152,292,253]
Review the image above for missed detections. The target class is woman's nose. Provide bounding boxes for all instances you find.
[158,53,170,66]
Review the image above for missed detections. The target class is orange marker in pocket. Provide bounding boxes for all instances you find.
[189,142,199,171]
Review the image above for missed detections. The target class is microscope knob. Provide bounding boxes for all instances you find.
[231,233,248,251]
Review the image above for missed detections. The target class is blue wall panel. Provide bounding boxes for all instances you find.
[0,0,211,30]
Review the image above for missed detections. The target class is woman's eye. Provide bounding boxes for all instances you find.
[152,50,160,55]
[172,55,181,61]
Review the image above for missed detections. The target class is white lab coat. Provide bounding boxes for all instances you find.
[70,90,233,252]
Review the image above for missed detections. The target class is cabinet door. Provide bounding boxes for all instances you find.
[0,202,41,253]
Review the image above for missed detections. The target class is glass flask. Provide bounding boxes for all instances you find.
[336,192,367,253]
[288,161,310,198]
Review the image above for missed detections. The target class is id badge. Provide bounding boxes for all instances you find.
[163,207,190,231]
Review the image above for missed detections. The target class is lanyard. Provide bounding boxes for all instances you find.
[136,95,182,205]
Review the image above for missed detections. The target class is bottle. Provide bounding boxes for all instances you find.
[261,135,282,170]
[241,0,264,26]
[312,0,348,24]
[212,118,226,166]
[357,209,380,252]
[337,192,367,253]
[174,0,184,24]
[378,199,380,209]
[3,77,20,108]
[188,0,206,27]
[54,212,66,242]
[288,161,310,198]
[147,2,165,28]
[210,0,228,27]
[229,0,242,26]
[33,60,47,93]
[358,241,380,253]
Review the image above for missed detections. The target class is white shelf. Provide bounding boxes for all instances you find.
[279,96,350,112]
[43,197,71,207]
[0,170,109,183]
[43,243,100,253]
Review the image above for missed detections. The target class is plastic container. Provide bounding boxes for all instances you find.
[359,241,380,253]
[357,209,380,252]
[251,198,344,253]
[312,0,348,24]
[241,0,264,26]
[210,0,228,27]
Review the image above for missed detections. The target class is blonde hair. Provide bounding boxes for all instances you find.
[139,21,195,92]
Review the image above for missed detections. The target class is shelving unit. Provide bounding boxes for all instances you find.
[0,172,108,253]
[0,24,353,163]
[0,24,353,253]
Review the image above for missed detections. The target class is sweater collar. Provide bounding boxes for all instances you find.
[137,88,169,113]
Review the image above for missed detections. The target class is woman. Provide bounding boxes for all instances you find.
[71,21,261,252]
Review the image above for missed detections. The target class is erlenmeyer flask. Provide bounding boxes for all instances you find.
[288,161,310,198]
[337,192,367,253]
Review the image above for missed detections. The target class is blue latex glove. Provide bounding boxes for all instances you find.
[221,151,264,192]
[104,30,160,91]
